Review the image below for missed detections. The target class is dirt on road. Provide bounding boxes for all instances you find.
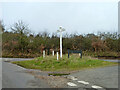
[25,70,69,88]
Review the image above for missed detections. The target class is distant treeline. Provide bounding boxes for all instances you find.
[1,20,120,58]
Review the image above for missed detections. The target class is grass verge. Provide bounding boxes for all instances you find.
[12,54,118,71]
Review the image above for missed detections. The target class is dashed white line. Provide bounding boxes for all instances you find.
[92,85,103,89]
[72,77,78,80]
[67,82,77,87]
[67,75,104,89]
[78,81,89,85]
[68,75,78,80]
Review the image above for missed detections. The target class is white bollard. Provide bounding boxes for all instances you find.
[43,50,45,58]
[57,52,59,60]
[79,53,81,57]
[52,50,54,56]
[79,53,82,58]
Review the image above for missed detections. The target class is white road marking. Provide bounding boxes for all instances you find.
[13,64,25,70]
[68,75,78,80]
[78,81,89,85]
[92,85,103,89]
[67,82,77,87]
[72,77,78,80]
[17,66,25,69]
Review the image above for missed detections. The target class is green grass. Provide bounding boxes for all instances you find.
[12,54,118,71]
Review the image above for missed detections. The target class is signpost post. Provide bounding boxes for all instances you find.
[52,50,54,56]
[57,26,65,58]
[43,50,45,58]
[57,52,59,60]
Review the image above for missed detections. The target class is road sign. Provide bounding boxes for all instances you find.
[68,49,82,58]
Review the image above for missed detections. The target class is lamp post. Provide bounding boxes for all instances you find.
[57,26,65,58]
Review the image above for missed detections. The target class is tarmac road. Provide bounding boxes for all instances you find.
[67,65,119,89]
[1,58,120,89]
[0,58,2,90]
[2,61,50,88]
[2,58,34,62]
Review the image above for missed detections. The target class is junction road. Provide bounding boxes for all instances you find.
[2,60,50,88]
[67,65,119,89]
[1,58,119,89]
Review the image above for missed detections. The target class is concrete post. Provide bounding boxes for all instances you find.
[60,32,62,58]
[52,50,54,56]
[57,26,65,58]
[57,52,59,60]
[43,50,45,58]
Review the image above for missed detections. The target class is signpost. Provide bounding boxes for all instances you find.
[57,26,65,58]
[68,49,82,58]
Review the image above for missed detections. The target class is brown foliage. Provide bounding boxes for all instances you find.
[92,40,108,52]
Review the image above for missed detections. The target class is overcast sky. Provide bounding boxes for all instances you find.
[1,2,118,34]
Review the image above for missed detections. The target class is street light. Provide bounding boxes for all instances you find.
[57,26,65,58]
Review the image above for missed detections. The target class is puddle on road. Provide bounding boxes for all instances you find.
[48,73,70,76]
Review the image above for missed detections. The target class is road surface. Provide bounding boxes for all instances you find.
[0,58,2,90]
[2,61,50,88]
[1,58,119,89]
[67,65,119,89]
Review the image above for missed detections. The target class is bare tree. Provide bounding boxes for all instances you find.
[11,20,30,35]
[0,20,5,33]
[11,20,30,52]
